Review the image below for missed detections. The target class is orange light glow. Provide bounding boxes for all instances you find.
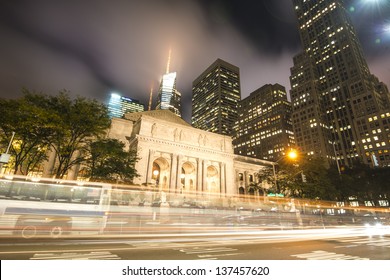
[287,150,298,160]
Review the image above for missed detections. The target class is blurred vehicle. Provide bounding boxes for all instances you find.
[0,175,111,239]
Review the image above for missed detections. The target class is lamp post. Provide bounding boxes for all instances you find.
[271,150,298,194]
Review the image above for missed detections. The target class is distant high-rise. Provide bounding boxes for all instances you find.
[290,0,390,167]
[155,50,182,117]
[192,58,241,136]
[233,84,295,161]
[108,93,144,119]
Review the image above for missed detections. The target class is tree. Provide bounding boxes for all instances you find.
[46,91,111,178]
[256,165,275,191]
[298,157,336,200]
[337,163,390,202]
[0,90,55,175]
[263,156,337,200]
[85,138,139,183]
[0,89,110,178]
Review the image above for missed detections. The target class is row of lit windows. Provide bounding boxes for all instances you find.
[369,113,390,122]
[363,142,388,150]
[299,2,336,30]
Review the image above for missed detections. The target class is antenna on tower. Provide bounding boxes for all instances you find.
[148,85,153,111]
[166,48,172,74]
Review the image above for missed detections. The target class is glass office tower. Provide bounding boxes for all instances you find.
[192,58,241,136]
[108,93,145,119]
[233,84,295,161]
[155,71,182,117]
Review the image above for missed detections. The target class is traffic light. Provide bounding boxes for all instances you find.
[301,172,307,183]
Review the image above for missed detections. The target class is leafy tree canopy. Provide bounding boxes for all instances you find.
[85,138,139,183]
[0,89,111,178]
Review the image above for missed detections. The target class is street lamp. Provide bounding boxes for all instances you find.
[153,169,159,186]
[271,150,298,194]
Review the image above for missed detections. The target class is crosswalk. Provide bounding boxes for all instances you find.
[176,246,243,260]
[332,236,390,248]
[27,235,390,260]
[292,250,368,260]
[292,236,390,260]
[132,241,242,259]
[30,251,121,260]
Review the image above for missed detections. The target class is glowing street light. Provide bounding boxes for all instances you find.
[152,169,159,188]
[286,150,298,160]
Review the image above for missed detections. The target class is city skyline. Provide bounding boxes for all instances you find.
[1,0,389,122]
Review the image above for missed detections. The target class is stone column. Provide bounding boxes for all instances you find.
[220,162,226,196]
[244,171,248,190]
[42,148,56,178]
[202,160,208,192]
[170,154,178,192]
[196,158,202,194]
[146,150,155,185]
[175,155,183,193]
[66,150,80,180]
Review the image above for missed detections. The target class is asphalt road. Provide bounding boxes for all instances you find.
[1,227,389,260]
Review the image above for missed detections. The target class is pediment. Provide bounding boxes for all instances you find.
[124,110,192,127]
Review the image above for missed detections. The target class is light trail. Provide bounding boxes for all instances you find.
[1,226,388,255]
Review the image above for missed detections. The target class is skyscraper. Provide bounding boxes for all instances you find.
[192,58,241,136]
[108,92,145,119]
[290,0,390,168]
[155,50,182,117]
[233,84,295,161]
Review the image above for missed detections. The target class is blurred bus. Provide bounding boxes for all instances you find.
[0,175,111,239]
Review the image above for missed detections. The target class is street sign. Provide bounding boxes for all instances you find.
[267,193,284,197]
[0,153,10,163]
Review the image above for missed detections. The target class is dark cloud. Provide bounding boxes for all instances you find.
[0,0,389,122]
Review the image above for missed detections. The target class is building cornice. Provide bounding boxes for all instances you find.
[136,135,235,158]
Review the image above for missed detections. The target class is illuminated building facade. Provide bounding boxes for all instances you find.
[108,110,272,197]
[192,58,241,136]
[108,93,145,119]
[290,0,390,167]
[233,84,295,161]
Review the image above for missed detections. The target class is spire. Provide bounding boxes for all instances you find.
[166,48,171,74]
[148,85,153,111]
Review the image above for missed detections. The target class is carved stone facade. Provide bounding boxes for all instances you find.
[107,110,272,196]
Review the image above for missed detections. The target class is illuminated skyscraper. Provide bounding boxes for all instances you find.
[192,58,241,136]
[233,84,295,161]
[108,93,144,119]
[155,50,182,117]
[290,0,390,167]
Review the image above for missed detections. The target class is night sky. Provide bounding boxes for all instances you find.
[1,0,389,122]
